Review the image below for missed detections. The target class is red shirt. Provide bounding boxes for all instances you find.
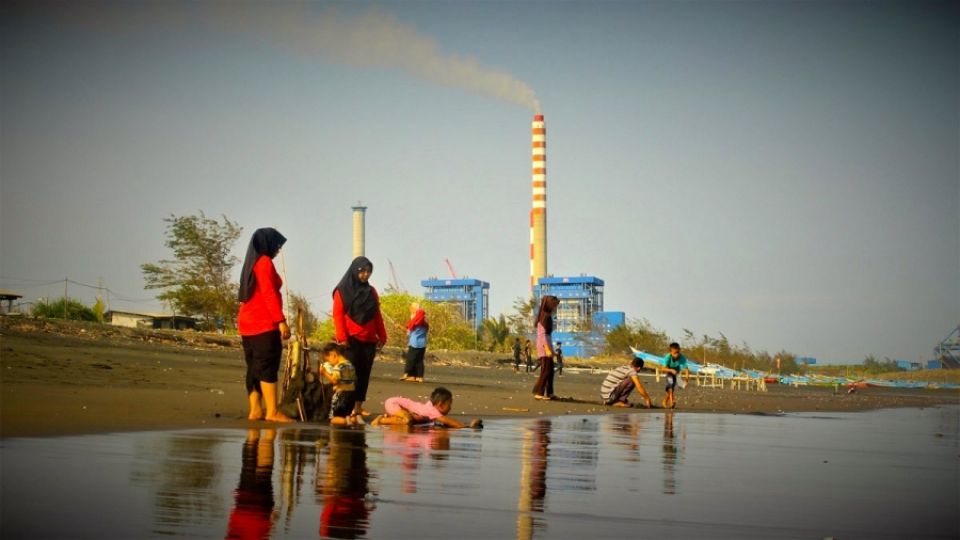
[237,255,285,336]
[332,288,387,344]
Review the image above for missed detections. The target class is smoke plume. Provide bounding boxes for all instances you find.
[216,4,542,112]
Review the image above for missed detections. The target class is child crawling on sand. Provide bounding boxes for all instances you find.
[319,342,359,425]
[371,387,482,429]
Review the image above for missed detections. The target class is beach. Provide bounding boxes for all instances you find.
[1,317,957,438]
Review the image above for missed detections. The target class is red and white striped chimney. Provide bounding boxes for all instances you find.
[530,114,547,290]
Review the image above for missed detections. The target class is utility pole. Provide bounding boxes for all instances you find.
[63,278,68,319]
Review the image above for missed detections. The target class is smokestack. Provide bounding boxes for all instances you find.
[530,114,547,290]
[351,203,367,258]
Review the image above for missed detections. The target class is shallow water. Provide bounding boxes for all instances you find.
[2,407,957,539]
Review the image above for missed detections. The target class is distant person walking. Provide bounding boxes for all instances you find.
[600,358,653,408]
[555,342,564,376]
[512,338,522,372]
[524,339,533,373]
[332,256,387,423]
[661,342,690,409]
[402,302,428,382]
[237,228,293,423]
[532,295,560,400]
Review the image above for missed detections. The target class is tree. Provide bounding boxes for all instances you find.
[141,212,242,329]
[312,292,476,351]
[604,318,670,357]
[507,296,535,337]
[287,292,318,336]
[480,315,511,352]
[33,297,97,321]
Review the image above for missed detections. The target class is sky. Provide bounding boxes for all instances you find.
[1,0,957,363]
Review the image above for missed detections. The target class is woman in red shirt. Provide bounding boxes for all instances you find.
[332,256,387,422]
[237,228,292,423]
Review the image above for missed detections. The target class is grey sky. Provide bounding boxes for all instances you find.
[1,0,957,362]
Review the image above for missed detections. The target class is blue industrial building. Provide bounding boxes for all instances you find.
[534,275,625,358]
[421,278,489,333]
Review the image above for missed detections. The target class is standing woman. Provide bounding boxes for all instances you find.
[332,256,387,421]
[402,302,428,382]
[532,295,560,401]
[238,227,293,423]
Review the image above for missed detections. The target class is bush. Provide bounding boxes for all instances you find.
[32,298,97,322]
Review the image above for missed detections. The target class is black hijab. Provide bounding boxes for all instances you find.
[238,228,287,303]
[333,256,378,325]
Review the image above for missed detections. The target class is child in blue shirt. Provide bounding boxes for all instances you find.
[662,342,690,409]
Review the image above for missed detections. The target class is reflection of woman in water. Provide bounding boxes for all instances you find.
[319,428,373,539]
[382,427,451,494]
[226,429,276,539]
[517,419,551,540]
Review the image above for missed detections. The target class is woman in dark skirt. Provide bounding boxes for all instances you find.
[237,227,293,422]
[332,256,387,422]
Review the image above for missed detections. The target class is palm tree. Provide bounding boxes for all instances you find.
[481,315,511,352]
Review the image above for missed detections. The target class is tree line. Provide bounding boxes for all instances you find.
[29,212,834,371]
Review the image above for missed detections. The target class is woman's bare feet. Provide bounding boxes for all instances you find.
[264,412,294,423]
[613,401,630,408]
[248,409,265,421]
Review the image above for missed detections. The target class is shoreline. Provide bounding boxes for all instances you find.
[2,318,957,438]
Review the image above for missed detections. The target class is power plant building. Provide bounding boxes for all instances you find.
[421,278,490,333]
[535,275,625,358]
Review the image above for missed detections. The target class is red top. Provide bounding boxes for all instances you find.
[332,288,387,345]
[237,255,285,336]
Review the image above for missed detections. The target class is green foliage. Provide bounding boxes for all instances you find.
[92,297,105,323]
[287,291,318,336]
[605,318,671,357]
[312,291,477,351]
[507,296,535,337]
[610,319,802,373]
[480,314,511,352]
[32,297,97,322]
[141,212,242,329]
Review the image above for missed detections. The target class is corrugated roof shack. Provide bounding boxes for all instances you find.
[104,310,197,331]
[0,289,24,314]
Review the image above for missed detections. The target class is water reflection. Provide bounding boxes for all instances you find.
[606,414,649,463]
[318,428,374,539]
[129,431,225,535]
[516,419,550,540]
[4,409,955,539]
[381,427,451,494]
[661,412,685,495]
[226,429,277,539]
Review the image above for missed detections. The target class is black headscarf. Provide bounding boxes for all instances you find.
[238,228,287,303]
[333,256,378,325]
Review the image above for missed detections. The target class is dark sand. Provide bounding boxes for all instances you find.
[2,317,956,438]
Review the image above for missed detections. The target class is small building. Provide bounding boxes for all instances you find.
[421,278,489,333]
[104,310,197,331]
[0,288,23,314]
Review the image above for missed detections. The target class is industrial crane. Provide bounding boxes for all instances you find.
[387,259,406,292]
[444,258,458,279]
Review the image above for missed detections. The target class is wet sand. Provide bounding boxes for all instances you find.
[2,317,957,438]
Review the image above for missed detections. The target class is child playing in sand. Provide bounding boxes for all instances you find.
[601,358,653,408]
[371,387,482,429]
[661,342,690,409]
[319,342,359,425]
